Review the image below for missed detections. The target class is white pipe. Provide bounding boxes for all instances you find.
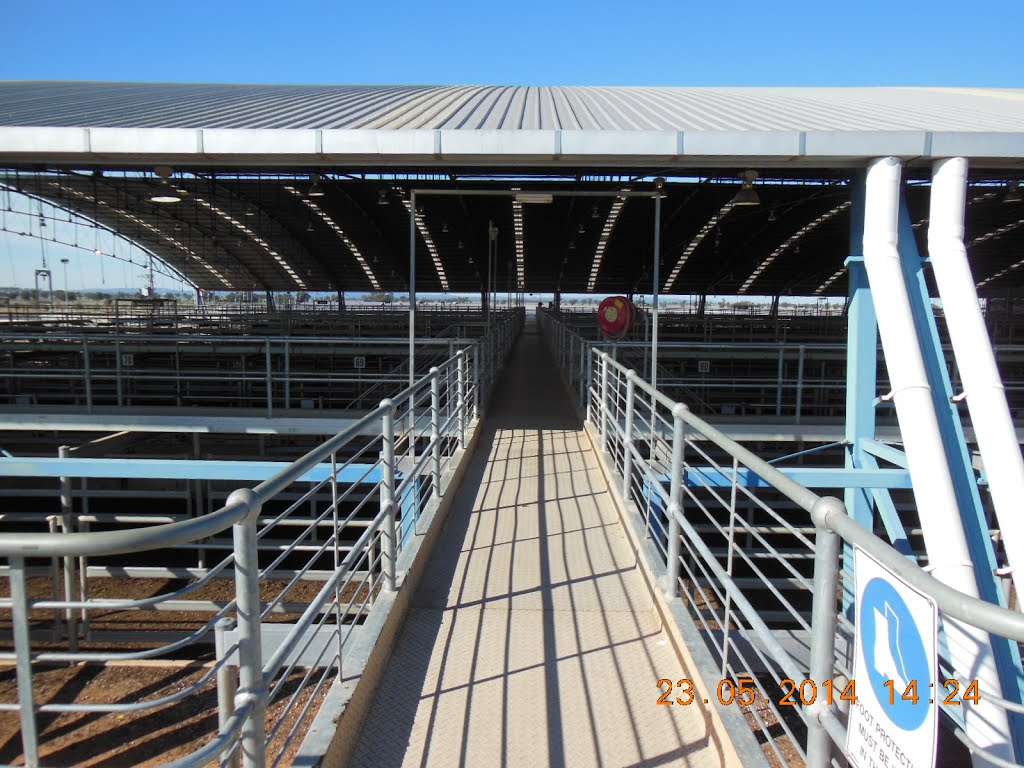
[864,157,1012,764]
[929,157,1024,603]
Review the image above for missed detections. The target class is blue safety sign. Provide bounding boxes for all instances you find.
[847,547,938,768]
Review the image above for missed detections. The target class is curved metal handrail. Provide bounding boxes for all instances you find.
[595,348,1024,639]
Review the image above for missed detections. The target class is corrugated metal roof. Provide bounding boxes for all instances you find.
[2,81,1024,132]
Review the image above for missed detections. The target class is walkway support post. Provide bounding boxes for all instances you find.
[227,488,265,768]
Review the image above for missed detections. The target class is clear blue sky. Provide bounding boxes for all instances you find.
[1,1,1021,291]
[2,0,1022,88]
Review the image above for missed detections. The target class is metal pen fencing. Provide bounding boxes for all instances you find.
[541,311,1024,767]
[540,311,1024,422]
[0,314,519,767]
[0,318,521,413]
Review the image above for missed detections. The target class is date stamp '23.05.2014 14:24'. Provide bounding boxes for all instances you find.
[656,678,981,708]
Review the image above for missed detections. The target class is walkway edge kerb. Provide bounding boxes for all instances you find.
[583,420,770,768]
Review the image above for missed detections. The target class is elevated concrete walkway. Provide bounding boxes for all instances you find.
[348,326,738,767]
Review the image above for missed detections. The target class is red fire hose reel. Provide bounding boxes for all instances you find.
[597,295,637,340]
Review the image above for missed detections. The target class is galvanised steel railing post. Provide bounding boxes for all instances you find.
[586,347,594,423]
[380,399,398,592]
[9,555,39,768]
[331,450,344,678]
[58,445,78,652]
[82,337,92,413]
[775,347,784,417]
[665,403,687,597]
[283,340,291,411]
[475,344,483,421]
[215,617,241,768]
[115,338,124,407]
[227,487,266,768]
[796,344,806,424]
[569,334,577,392]
[578,340,587,406]
[805,496,845,768]
[264,339,273,418]
[456,351,467,449]
[621,370,637,502]
[599,353,609,453]
[721,456,740,676]
[430,366,442,500]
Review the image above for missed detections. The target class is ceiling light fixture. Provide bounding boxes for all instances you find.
[307,174,325,198]
[731,170,761,206]
[150,189,182,204]
[150,165,183,203]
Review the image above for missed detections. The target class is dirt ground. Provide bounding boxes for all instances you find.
[0,664,328,767]
[0,575,344,766]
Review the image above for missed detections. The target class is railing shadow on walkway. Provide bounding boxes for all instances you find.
[348,332,725,767]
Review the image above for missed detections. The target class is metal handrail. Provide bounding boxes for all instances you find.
[0,313,522,768]
[539,309,1024,767]
[595,347,1024,638]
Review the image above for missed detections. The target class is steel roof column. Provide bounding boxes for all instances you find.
[651,183,662,390]
[843,173,879,607]
[409,190,416,394]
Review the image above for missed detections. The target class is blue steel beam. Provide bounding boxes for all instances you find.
[676,466,911,490]
[0,457,382,484]
[857,453,913,556]
[859,438,909,469]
